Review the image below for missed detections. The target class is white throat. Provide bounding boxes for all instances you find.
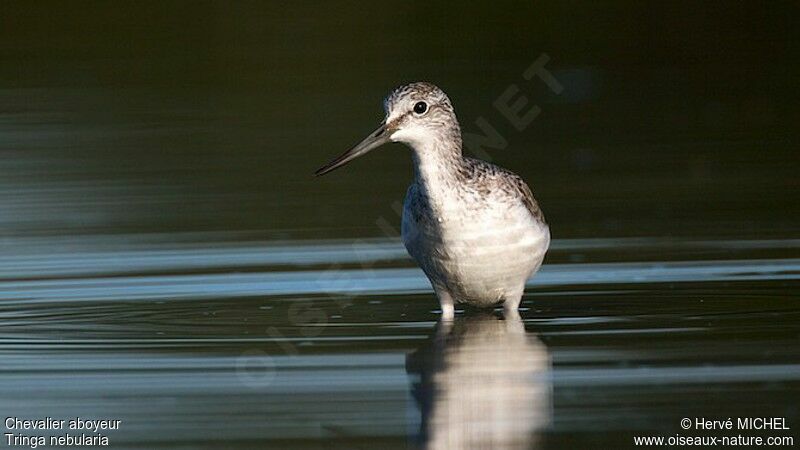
[392,127,462,208]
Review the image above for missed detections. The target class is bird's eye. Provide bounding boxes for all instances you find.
[413,101,428,115]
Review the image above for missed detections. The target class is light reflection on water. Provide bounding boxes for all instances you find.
[0,237,797,305]
[0,236,798,448]
[407,313,552,449]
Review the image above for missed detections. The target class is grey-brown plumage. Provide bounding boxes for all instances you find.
[457,157,546,224]
[316,82,550,319]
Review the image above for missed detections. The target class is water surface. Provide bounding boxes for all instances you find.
[2,236,798,449]
[1,3,798,448]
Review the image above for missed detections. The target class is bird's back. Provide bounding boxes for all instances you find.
[458,157,547,225]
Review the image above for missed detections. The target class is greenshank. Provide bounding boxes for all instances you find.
[316,82,549,319]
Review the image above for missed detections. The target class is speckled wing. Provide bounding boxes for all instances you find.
[509,173,546,225]
[460,157,546,225]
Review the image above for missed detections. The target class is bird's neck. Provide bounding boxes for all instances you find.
[410,137,464,201]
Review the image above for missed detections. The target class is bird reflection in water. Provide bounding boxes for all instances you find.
[406,312,552,449]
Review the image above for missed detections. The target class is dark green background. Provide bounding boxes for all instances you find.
[1,1,797,239]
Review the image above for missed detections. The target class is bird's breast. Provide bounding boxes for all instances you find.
[402,188,549,304]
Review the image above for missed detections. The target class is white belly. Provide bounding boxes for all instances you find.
[402,195,549,306]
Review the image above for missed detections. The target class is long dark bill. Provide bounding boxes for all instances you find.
[314,125,389,176]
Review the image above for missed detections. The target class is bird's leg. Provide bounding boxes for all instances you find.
[503,308,525,333]
[503,285,526,317]
[433,286,455,321]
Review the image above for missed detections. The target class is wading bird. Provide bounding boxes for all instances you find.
[316,82,549,319]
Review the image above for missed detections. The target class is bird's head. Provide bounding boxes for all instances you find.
[315,82,460,176]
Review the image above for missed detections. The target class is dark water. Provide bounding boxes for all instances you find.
[2,236,798,448]
[1,2,799,449]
